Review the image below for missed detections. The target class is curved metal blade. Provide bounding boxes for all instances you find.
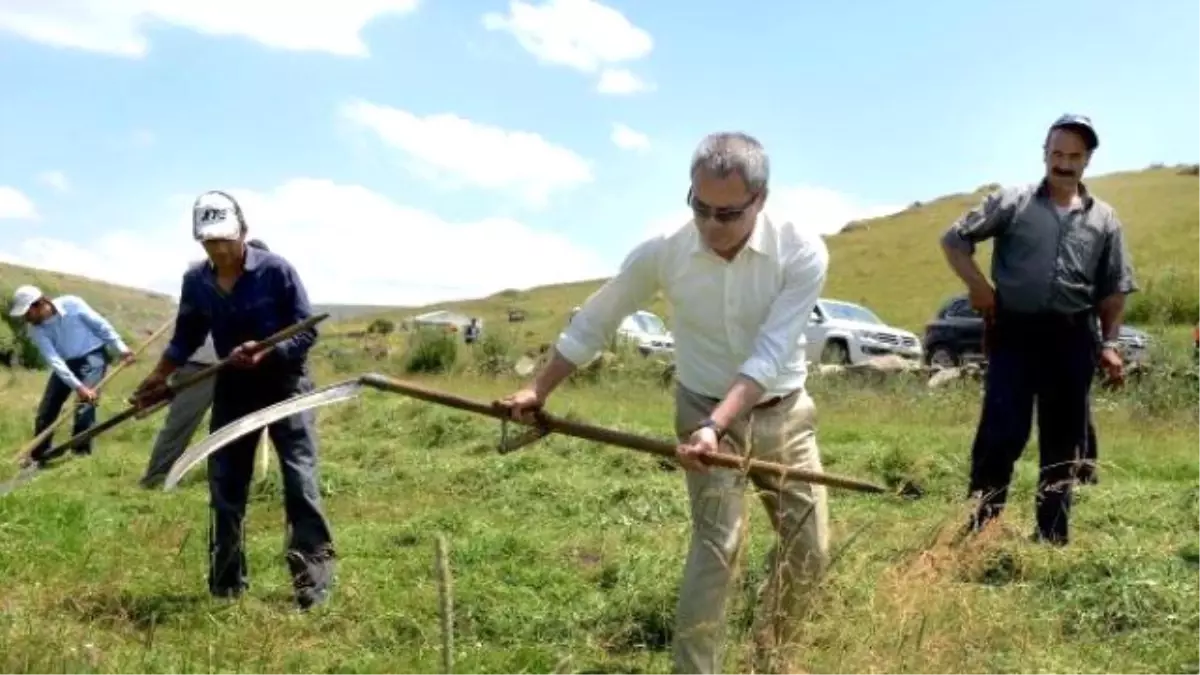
[163,378,364,492]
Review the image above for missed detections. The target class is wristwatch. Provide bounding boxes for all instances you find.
[1101,339,1121,352]
[696,417,727,441]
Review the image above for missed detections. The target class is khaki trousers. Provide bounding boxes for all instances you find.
[671,384,830,674]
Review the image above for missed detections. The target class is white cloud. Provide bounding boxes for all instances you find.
[483,0,653,94]
[769,186,904,236]
[341,99,593,208]
[597,68,652,95]
[0,186,38,220]
[0,178,612,307]
[37,170,70,193]
[0,0,419,58]
[610,123,649,152]
[641,186,904,240]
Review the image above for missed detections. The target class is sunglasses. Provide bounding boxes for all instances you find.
[687,187,759,224]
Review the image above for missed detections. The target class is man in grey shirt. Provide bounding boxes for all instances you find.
[940,114,1137,545]
[139,239,271,488]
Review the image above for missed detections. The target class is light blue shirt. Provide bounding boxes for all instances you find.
[26,295,129,390]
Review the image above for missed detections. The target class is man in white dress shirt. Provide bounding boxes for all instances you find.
[497,131,830,674]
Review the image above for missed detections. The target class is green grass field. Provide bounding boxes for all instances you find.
[0,327,1196,673]
[0,164,1196,673]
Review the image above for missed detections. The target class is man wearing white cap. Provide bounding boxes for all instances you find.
[9,285,133,466]
[130,191,335,610]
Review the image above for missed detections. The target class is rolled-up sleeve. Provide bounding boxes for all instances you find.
[555,236,662,366]
[739,232,829,389]
[1096,212,1139,299]
[162,274,210,366]
[941,187,1019,254]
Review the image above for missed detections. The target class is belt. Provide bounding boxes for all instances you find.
[699,389,799,410]
[754,389,800,409]
[64,346,106,365]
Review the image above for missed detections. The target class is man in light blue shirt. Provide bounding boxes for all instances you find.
[9,284,133,466]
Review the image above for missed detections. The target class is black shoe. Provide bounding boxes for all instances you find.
[287,548,335,610]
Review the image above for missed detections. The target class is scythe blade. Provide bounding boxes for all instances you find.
[162,378,364,492]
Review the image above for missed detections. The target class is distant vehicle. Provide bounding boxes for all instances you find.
[617,310,675,356]
[804,299,922,365]
[922,293,1152,368]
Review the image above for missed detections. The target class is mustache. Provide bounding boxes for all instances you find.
[1052,167,1076,177]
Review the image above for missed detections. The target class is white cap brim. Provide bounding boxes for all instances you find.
[9,297,35,317]
[195,222,242,241]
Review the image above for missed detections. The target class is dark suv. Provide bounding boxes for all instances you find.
[922,294,1151,368]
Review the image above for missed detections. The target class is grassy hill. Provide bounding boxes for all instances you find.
[0,328,1195,673]
[0,161,1197,671]
[0,261,179,365]
[6,165,1192,358]
[0,261,178,335]
[341,166,1199,345]
[826,165,1199,330]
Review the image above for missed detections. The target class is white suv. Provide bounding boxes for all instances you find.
[569,307,675,356]
[805,298,922,365]
[617,310,675,356]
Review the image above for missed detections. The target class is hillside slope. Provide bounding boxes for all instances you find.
[824,165,1199,330]
[348,166,1199,340]
[0,261,178,354]
[5,166,1194,351]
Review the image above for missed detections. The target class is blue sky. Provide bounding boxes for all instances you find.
[0,0,1196,305]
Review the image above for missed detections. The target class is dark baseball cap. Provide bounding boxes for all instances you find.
[1048,113,1099,151]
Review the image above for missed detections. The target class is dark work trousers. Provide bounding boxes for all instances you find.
[968,309,1098,544]
[30,348,109,463]
[206,368,334,596]
[1080,400,1099,483]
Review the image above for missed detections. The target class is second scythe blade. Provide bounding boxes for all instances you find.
[162,378,365,491]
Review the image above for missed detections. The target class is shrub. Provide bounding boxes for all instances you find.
[367,318,395,335]
[402,327,458,374]
[1124,266,1199,325]
[0,282,54,370]
[473,330,516,377]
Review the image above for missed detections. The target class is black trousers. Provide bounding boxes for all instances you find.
[968,309,1097,544]
[206,369,334,595]
[31,349,109,462]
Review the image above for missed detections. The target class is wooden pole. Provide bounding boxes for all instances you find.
[358,373,889,495]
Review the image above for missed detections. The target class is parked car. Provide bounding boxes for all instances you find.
[617,309,675,356]
[922,293,1152,367]
[804,298,923,365]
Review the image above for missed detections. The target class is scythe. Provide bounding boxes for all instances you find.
[164,372,890,495]
[162,378,364,490]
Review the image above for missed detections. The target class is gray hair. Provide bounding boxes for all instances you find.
[689,131,770,193]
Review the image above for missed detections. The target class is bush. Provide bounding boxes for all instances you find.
[0,282,51,370]
[1124,266,1200,325]
[367,318,395,335]
[473,330,516,377]
[402,327,458,374]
